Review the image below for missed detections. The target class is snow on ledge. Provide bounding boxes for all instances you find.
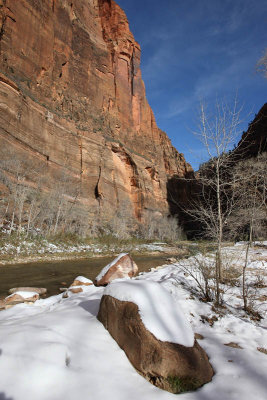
[95,253,128,282]
[104,280,194,347]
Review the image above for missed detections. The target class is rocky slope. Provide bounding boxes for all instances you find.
[0,0,192,221]
[237,103,267,158]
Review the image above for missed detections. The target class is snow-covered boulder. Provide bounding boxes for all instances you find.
[94,253,138,286]
[70,276,93,287]
[5,291,39,306]
[97,280,213,393]
[8,287,47,295]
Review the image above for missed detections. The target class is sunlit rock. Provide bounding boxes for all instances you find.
[9,287,47,295]
[94,253,138,286]
[70,276,93,287]
[5,291,39,306]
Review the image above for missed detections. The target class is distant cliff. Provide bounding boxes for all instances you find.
[236,103,267,158]
[0,0,192,221]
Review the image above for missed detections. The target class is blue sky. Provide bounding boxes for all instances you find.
[116,0,267,170]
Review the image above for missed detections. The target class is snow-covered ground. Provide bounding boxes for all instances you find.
[0,243,266,400]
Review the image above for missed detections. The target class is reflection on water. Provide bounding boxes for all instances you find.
[0,254,177,298]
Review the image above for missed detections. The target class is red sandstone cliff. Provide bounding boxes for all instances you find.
[0,0,192,220]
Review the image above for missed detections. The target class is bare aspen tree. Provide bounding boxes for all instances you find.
[188,99,244,304]
[232,153,267,311]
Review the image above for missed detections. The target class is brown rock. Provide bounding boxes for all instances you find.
[9,287,47,295]
[0,0,192,222]
[70,276,93,287]
[97,295,214,393]
[94,253,138,286]
[4,294,26,305]
[69,287,83,294]
[5,292,39,305]
[0,300,6,310]
[194,333,204,340]
[257,347,267,355]
[224,342,243,349]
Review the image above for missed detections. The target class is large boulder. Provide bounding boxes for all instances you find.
[97,280,213,393]
[94,253,138,286]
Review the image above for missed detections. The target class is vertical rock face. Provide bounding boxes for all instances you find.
[0,0,192,219]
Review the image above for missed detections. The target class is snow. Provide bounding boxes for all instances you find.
[95,252,128,282]
[104,280,194,346]
[235,240,267,248]
[6,290,39,299]
[254,241,267,247]
[0,243,267,400]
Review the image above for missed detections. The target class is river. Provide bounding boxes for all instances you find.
[0,253,179,299]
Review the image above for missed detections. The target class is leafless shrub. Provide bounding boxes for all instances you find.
[176,244,216,302]
[139,210,183,242]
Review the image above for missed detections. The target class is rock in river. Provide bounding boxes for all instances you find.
[5,291,40,306]
[94,253,138,286]
[9,287,47,295]
[70,276,93,287]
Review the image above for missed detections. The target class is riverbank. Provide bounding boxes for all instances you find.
[0,234,189,266]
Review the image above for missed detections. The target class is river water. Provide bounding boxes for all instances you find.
[0,253,178,299]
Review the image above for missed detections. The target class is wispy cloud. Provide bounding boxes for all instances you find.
[164,60,246,119]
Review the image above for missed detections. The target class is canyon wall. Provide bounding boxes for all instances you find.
[0,0,192,220]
